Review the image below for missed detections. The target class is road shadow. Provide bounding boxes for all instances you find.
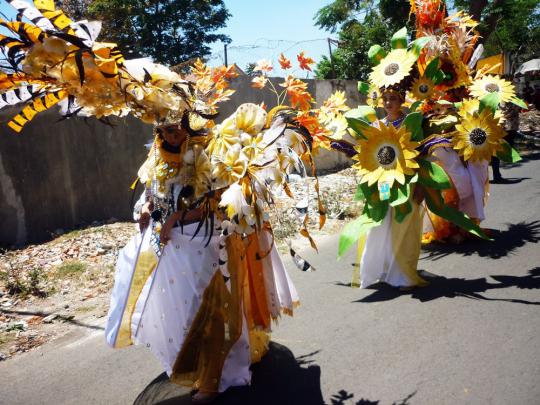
[133,342,324,405]
[421,221,540,261]
[353,267,540,305]
[489,177,530,184]
[329,389,416,405]
[0,308,104,330]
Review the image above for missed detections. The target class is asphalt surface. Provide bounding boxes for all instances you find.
[1,153,539,405]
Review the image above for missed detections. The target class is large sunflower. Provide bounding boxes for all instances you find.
[411,76,437,101]
[353,122,420,188]
[370,49,416,89]
[453,109,506,162]
[469,75,516,103]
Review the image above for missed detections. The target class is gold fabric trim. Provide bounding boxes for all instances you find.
[115,249,158,348]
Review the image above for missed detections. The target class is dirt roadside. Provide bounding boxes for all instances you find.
[0,168,360,361]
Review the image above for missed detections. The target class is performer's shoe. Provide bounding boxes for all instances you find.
[191,391,219,404]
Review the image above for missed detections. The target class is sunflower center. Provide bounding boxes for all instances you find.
[384,63,400,76]
[377,146,396,166]
[469,128,487,146]
[485,83,500,93]
[419,84,430,93]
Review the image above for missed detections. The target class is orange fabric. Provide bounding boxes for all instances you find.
[244,232,271,331]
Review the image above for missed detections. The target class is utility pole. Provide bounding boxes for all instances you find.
[224,43,228,67]
[327,38,336,79]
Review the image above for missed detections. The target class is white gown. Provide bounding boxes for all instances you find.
[106,219,298,392]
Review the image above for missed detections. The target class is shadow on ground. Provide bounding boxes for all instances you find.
[329,389,416,405]
[133,342,324,405]
[421,221,540,261]
[351,267,540,305]
[0,308,104,330]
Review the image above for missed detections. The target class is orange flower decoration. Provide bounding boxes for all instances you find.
[251,75,268,89]
[280,75,314,111]
[254,59,273,73]
[295,111,319,131]
[212,65,238,89]
[279,53,292,70]
[297,51,315,71]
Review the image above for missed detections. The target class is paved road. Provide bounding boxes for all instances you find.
[1,154,539,405]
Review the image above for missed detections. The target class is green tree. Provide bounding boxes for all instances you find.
[315,0,540,79]
[60,0,231,66]
[314,0,410,80]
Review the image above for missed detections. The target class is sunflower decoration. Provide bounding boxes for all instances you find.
[411,76,437,101]
[370,49,417,89]
[365,84,383,108]
[353,122,420,188]
[457,98,504,122]
[452,109,507,162]
[468,75,526,110]
[367,26,431,92]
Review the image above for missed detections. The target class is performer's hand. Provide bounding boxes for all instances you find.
[160,213,180,245]
[138,202,153,232]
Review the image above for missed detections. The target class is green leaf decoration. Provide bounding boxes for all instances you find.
[510,97,527,109]
[357,81,370,95]
[367,199,389,222]
[424,57,440,79]
[345,117,369,139]
[403,111,424,141]
[368,44,386,65]
[354,183,370,201]
[424,188,490,240]
[417,159,451,189]
[432,70,446,85]
[410,36,432,58]
[479,92,500,114]
[338,214,381,258]
[391,27,408,50]
[409,101,422,112]
[496,139,522,163]
[389,182,410,207]
[345,106,377,122]
[394,200,412,223]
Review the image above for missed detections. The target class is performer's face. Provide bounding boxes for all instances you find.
[382,92,403,116]
[158,125,188,147]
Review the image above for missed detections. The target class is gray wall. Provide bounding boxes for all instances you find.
[0,77,362,245]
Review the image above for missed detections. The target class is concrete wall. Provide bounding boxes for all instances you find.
[0,77,363,245]
[0,110,153,246]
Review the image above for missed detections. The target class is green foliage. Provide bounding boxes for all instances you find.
[315,0,540,79]
[56,261,86,278]
[0,267,48,297]
[452,0,540,65]
[314,1,410,79]
[81,0,231,66]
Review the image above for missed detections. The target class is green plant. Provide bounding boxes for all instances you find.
[55,261,86,278]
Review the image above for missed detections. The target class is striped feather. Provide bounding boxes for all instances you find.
[7,89,67,132]
[7,0,55,31]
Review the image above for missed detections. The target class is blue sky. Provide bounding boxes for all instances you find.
[208,0,334,76]
[0,0,335,76]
